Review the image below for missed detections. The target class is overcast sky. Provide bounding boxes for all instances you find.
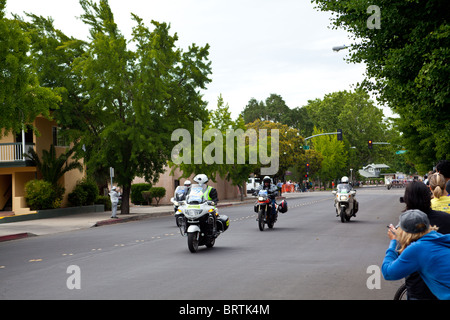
[6,0,389,119]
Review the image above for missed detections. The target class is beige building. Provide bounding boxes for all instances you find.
[132,167,242,205]
[0,115,84,215]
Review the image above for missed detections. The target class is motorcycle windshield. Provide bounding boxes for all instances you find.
[258,190,268,196]
[186,185,206,204]
[337,184,351,193]
[174,186,188,201]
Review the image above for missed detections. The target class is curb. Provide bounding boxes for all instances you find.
[0,232,36,242]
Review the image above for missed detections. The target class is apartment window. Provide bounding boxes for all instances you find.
[52,127,69,147]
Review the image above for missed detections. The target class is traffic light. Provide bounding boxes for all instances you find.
[337,129,342,141]
[306,163,310,172]
[368,140,373,149]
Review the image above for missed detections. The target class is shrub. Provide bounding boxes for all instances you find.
[68,178,99,206]
[131,183,152,205]
[95,195,111,211]
[25,179,64,210]
[149,187,166,206]
[141,191,152,205]
[68,186,87,206]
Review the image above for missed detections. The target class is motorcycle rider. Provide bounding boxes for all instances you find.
[337,176,359,215]
[193,174,219,204]
[253,176,278,218]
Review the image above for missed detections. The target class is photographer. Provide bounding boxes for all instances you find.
[383,210,450,300]
[395,181,450,299]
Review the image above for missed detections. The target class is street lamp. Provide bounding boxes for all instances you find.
[332,45,350,52]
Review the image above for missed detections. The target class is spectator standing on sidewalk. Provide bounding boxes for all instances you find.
[109,186,121,219]
[429,173,450,213]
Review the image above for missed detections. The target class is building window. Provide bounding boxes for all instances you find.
[52,127,69,147]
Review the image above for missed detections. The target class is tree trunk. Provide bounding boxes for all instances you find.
[121,185,131,214]
[239,182,245,201]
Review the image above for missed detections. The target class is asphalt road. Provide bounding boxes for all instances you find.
[0,187,405,300]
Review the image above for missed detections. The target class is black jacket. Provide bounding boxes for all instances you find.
[406,209,450,300]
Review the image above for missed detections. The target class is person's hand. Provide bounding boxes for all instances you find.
[387,224,397,241]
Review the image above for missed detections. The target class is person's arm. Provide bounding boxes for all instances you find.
[382,240,420,281]
[209,188,219,203]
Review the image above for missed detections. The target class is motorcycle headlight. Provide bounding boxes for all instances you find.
[339,195,348,201]
[186,209,203,216]
[258,197,265,201]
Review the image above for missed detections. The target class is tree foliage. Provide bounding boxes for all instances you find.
[64,0,211,213]
[13,0,212,213]
[170,95,256,200]
[245,119,304,180]
[0,0,60,136]
[304,89,392,171]
[311,127,347,182]
[312,0,450,171]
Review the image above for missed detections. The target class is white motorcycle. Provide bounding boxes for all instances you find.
[171,184,229,253]
[332,184,358,223]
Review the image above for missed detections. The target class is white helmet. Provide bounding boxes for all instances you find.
[193,174,208,186]
[341,176,349,183]
[184,180,191,186]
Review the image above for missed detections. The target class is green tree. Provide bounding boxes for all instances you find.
[304,89,393,170]
[67,0,211,214]
[171,95,255,201]
[311,127,347,183]
[0,0,60,136]
[246,119,304,180]
[312,0,450,171]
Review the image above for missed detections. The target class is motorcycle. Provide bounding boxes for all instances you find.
[173,184,229,253]
[171,186,189,227]
[253,189,287,231]
[332,185,358,223]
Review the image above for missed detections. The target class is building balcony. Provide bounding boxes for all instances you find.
[0,143,36,167]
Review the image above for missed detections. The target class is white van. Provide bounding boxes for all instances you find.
[247,177,260,194]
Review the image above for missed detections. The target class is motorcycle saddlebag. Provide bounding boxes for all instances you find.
[278,200,288,213]
[216,215,230,232]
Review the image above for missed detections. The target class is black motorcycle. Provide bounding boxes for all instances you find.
[253,189,287,231]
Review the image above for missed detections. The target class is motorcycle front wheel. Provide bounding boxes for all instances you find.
[188,232,199,253]
[340,207,346,223]
[258,208,265,231]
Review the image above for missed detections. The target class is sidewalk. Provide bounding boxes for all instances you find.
[0,193,301,242]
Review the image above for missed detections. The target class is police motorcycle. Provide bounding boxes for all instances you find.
[253,182,287,231]
[332,179,358,223]
[173,184,229,253]
[171,185,189,227]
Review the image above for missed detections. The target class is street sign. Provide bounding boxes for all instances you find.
[395,150,408,154]
[110,167,114,187]
[303,145,310,150]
